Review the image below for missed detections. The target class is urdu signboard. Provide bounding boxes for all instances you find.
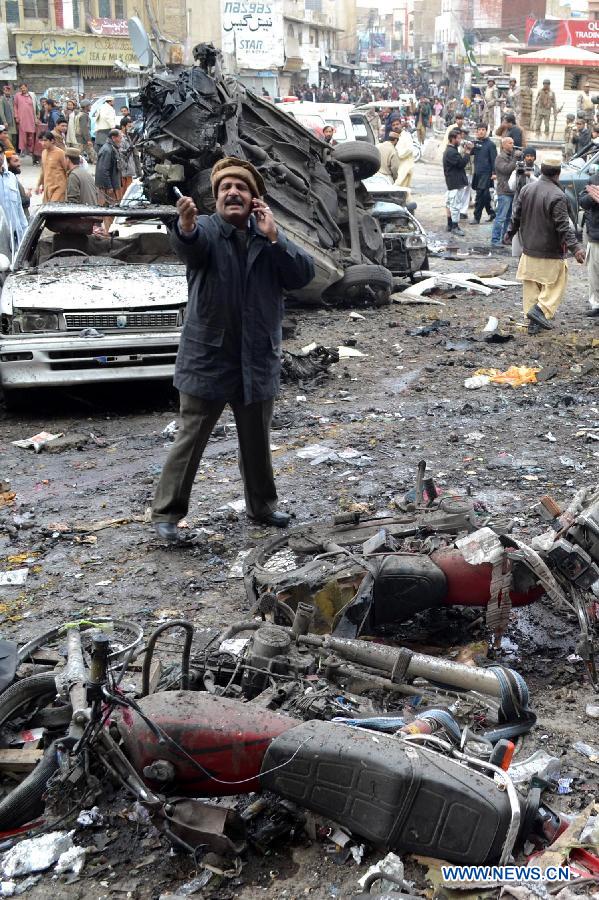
[221,0,285,69]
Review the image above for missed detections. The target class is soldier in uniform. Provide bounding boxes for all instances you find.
[535,80,557,137]
[507,78,521,119]
[577,82,595,127]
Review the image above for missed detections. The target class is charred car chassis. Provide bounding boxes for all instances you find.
[139,43,396,306]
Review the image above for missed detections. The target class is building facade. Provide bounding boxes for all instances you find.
[1,0,186,97]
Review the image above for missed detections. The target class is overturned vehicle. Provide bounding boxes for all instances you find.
[139,44,416,305]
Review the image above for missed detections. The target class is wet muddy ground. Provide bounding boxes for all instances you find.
[1,161,599,898]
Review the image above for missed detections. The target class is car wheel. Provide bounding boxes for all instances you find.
[323,264,393,307]
[331,142,381,181]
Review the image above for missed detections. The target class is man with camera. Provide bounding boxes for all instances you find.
[505,154,585,335]
[507,147,540,258]
[442,128,472,236]
[471,123,496,224]
[491,137,518,249]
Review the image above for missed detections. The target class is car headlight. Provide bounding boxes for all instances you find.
[12,309,61,333]
[404,234,427,249]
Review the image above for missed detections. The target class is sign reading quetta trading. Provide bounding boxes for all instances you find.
[526,17,599,51]
[221,0,285,69]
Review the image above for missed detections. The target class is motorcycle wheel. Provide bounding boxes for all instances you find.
[0,675,68,831]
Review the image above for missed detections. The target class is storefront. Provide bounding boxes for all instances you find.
[14,31,138,97]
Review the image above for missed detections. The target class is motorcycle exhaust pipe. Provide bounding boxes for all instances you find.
[301,634,505,697]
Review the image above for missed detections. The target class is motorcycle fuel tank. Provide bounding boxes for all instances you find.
[116,692,296,796]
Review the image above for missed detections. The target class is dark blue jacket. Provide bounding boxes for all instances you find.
[172,214,315,404]
[472,137,497,191]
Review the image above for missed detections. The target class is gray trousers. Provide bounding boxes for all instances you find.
[152,393,278,523]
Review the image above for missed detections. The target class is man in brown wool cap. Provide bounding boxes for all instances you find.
[152,157,315,542]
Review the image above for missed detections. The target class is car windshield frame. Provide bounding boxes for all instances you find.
[13,204,178,272]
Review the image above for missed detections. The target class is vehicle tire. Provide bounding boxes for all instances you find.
[18,618,144,667]
[0,740,60,829]
[0,673,59,727]
[323,264,393,307]
[0,675,67,829]
[331,142,381,181]
[412,139,422,163]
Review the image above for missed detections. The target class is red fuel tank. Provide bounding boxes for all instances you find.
[116,691,297,796]
[432,549,545,608]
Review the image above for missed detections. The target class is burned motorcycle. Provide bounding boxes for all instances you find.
[244,473,599,689]
[0,616,561,867]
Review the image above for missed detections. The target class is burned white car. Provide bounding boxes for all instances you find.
[0,204,185,399]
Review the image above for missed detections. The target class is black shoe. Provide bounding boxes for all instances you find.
[446,220,453,232]
[460,214,468,220]
[488,212,496,221]
[528,322,542,335]
[471,219,481,225]
[526,304,553,330]
[586,308,599,317]
[250,511,291,528]
[452,226,465,236]
[153,521,184,543]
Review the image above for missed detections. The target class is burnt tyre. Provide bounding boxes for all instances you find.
[323,264,393,307]
[330,142,381,181]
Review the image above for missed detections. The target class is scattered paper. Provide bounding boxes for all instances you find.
[0,569,28,587]
[12,431,63,453]
[338,346,365,358]
[229,549,252,579]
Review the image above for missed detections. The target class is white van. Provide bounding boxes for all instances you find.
[275,101,380,145]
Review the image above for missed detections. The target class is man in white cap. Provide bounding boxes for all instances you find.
[505,153,585,334]
[93,96,116,149]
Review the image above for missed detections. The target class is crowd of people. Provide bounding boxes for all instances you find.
[1,71,599,338]
[0,83,142,250]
